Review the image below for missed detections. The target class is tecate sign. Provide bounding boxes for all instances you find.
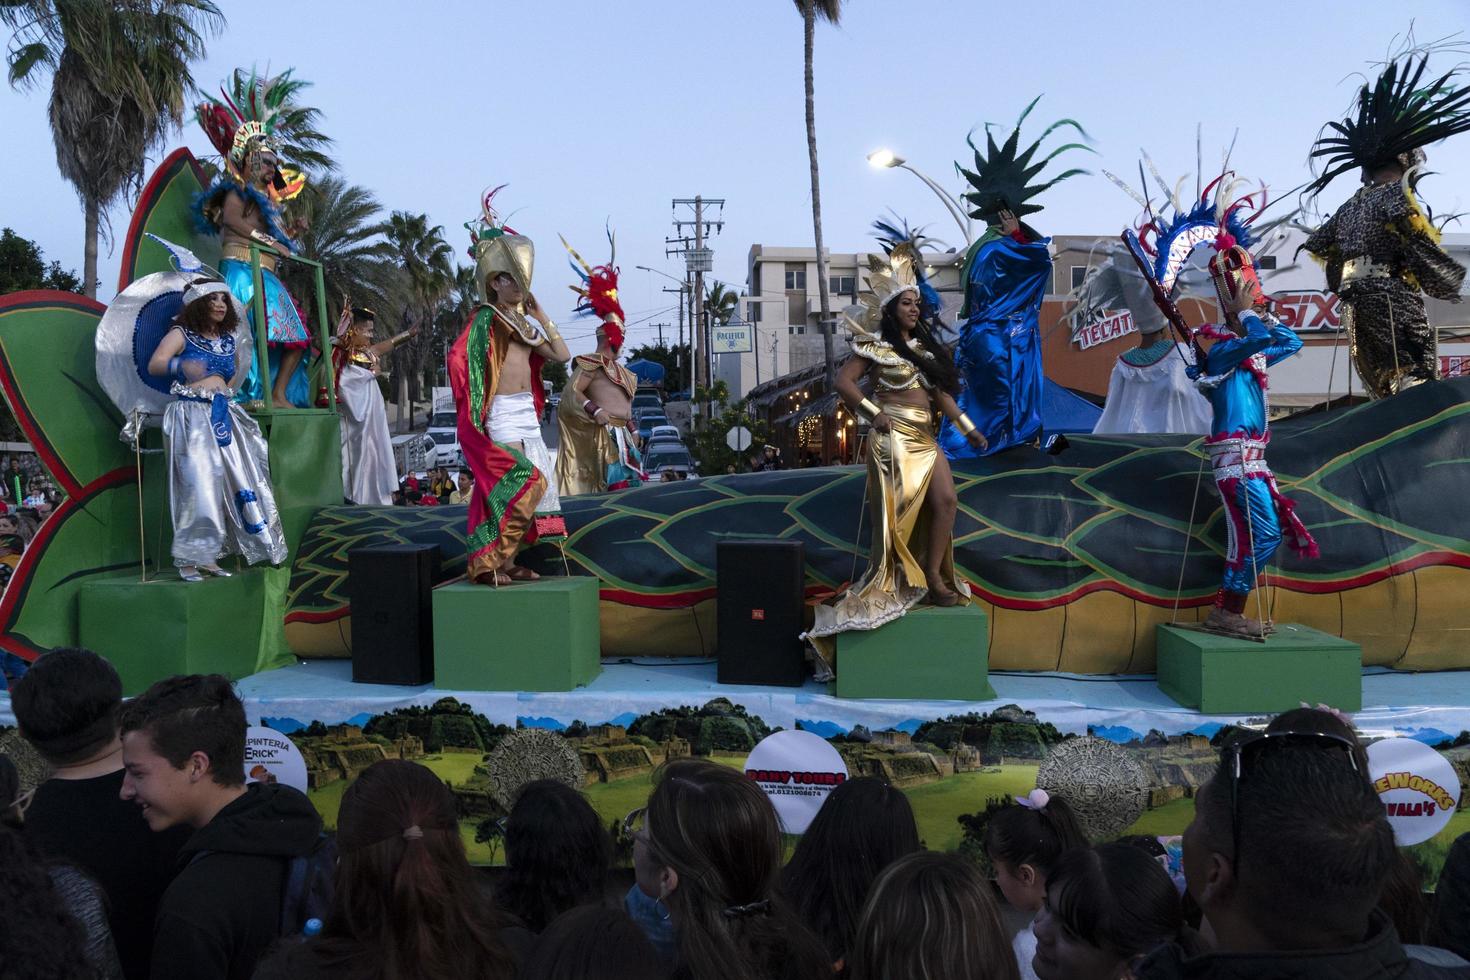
[1075,310,1136,351]
[713,324,754,353]
[1270,291,1342,331]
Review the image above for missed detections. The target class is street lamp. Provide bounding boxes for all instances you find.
[866,148,972,240]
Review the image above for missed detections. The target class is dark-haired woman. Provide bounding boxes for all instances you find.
[780,776,920,973]
[848,850,1018,980]
[147,279,287,581]
[631,759,831,980]
[801,264,985,677]
[1032,842,1196,980]
[251,759,521,980]
[520,905,670,980]
[986,789,1090,980]
[494,779,613,932]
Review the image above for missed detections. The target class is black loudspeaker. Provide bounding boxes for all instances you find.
[349,544,439,685]
[717,540,807,687]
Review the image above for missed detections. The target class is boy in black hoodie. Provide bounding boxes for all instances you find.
[119,674,322,980]
[12,648,189,980]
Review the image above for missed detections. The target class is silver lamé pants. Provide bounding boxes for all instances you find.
[163,398,289,568]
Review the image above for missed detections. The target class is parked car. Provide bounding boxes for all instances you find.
[632,391,663,417]
[645,446,696,480]
[648,424,681,443]
[426,427,463,467]
[637,414,669,440]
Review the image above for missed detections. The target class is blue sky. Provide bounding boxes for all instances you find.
[5,0,1470,351]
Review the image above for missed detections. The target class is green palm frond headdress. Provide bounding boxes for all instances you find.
[957,95,1095,224]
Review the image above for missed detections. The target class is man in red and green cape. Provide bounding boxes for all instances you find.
[447,188,569,585]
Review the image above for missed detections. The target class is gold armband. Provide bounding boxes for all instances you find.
[954,414,977,436]
[540,319,562,341]
[856,398,882,421]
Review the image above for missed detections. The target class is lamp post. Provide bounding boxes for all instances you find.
[866,149,972,241]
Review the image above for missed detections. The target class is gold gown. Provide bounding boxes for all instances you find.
[555,354,638,496]
[802,338,970,674]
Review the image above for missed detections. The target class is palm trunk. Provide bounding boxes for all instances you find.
[803,6,835,392]
[83,197,99,300]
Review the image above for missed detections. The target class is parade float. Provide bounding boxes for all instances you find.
[3,143,1469,871]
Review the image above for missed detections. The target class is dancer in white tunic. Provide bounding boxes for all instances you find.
[332,305,410,505]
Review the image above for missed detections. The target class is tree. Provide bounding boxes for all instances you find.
[541,359,569,393]
[705,280,738,326]
[2,0,226,298]
[381,211,453,425]
[687,380,768,476]
[0,227,82,293]
[280,174,395,326]
[792,0,842,390]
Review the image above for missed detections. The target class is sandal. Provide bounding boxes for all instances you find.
[179,566,204,583]
[505,565,540,582]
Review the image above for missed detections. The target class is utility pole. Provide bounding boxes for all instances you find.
[661,285,685,392]
[667,196,724,422]
[655,322,666,345]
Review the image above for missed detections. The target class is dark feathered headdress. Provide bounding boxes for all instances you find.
[957,95,1094,223]
[1308,51,1470,197]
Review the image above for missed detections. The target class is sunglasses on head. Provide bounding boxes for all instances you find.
[1223,730,1360,876]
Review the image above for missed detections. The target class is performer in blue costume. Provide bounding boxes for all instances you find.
[939,98,1092,458]
[1189,240,1318,638]
[194,70,314,408]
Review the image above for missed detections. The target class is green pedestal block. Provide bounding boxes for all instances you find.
[260,410,343,555]
[1156,623,1363,714]
[78,572,267,696]
[835,604,994,701]
[433,577,601,692]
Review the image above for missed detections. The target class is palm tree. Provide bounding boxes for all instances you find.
[2,0,226,298]
[283,173,394,320]
[793,0,842,389]
[705,281,738,326]
[381,211,453,425]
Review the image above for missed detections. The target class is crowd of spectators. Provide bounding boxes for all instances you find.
[392,467,471,507]
[4,652,1470,980]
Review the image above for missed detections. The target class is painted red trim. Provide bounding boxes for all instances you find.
[0,291,108,498]
[282,551,1470,626]
[0,466,136,661]
[116,147,206,292]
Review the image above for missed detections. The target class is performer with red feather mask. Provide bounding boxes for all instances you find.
[555,233,645,495]
[447,187,570,586]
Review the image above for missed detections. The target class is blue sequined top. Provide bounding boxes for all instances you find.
[180,328,236,382]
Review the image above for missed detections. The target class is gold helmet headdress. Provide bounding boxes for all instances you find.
[467,185,534,307]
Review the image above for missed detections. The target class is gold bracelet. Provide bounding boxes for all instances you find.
[856,398,882,421]
[955,414,977,436]
[540,320,562,341]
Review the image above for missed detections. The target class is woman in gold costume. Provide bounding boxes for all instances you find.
[802,243,986,678]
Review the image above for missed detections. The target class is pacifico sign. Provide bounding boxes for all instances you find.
[1366,737,1463,845]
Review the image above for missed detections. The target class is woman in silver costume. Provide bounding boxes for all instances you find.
[147,279,288,581]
